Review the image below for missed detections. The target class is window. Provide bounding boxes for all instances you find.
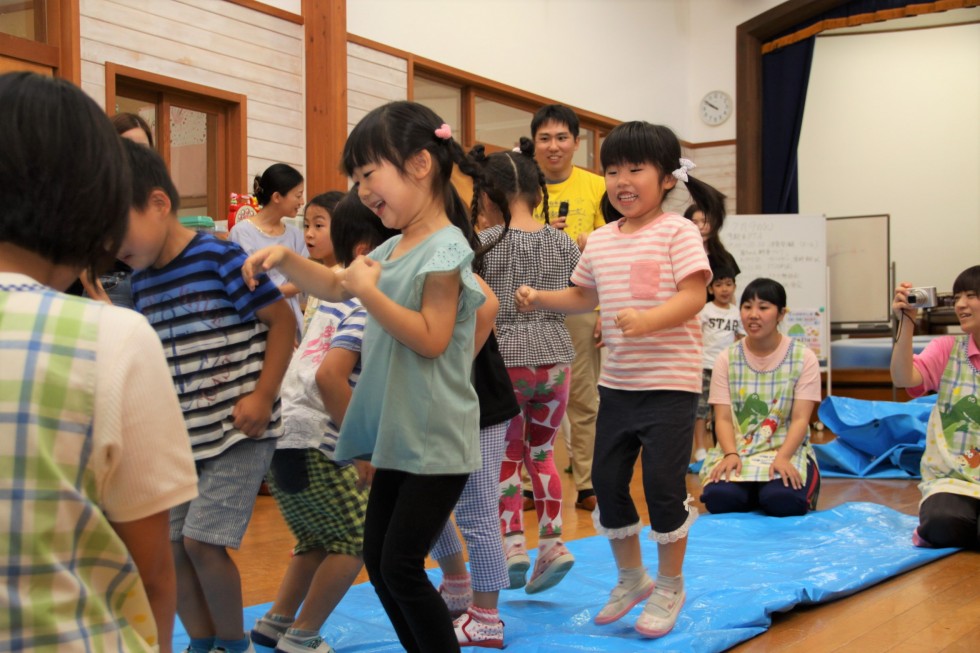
[0,0,44,41]
[108,64,246,224]
[412,63,614,174]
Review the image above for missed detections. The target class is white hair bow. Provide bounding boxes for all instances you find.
[672,158,697,182]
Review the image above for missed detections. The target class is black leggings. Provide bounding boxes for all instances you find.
[919,492,980,549]
[363,468,469,653]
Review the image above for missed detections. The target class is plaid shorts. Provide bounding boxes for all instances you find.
[696,369,713,420]
[267,448,367,557]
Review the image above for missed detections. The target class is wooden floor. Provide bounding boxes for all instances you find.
[232,432,980,652]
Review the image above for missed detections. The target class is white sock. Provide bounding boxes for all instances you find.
[656,573,683,594]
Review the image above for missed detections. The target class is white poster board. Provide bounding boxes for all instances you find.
[721,214,828,363]
[827,215,890,326]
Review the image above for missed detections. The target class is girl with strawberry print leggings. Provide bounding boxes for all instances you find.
[467,138,582,596]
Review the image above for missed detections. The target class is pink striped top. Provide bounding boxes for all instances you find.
[571,213,710,392]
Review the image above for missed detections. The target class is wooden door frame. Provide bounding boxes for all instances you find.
[735,0,848,213]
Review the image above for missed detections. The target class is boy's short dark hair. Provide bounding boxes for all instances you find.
[531,104,580,139]
[0,72,130,270]
[122,138,180,213]
[330,190,398,267]
[711,265,738,283]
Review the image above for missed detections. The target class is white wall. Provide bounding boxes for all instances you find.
[798,24,980,293]
[347,0,782,139]
[79,0,305,188]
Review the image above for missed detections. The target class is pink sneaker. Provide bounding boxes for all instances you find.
[525,541,575,594]
[635,586,685,638]
[594,574,655,625]
[439,582,472,618]
[454,609,504,648]
[505,541,530,590]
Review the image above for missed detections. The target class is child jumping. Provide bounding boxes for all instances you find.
[120,141,296,653]
[470,138,580,593]
[242,101,487,652]
[251,192,396,653]
[693,265,744,461]
[0,71,198,653]
[891,267,980,549]
[516,121,717,638]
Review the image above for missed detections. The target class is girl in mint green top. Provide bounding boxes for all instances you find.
[241,102,492,652]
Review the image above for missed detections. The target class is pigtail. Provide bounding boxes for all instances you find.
[516,136,549,224]
[685,175,735,268]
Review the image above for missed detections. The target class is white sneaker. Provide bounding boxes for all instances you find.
[635,586,685,638]
[274,634,335,653]
[594,574,655,625]
[454,609,504,648]
[505,541,530,590]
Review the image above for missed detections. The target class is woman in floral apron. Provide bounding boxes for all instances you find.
[891,266,980,549]
[700,278,822,516]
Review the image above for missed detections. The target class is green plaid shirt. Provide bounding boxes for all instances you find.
[1,280,157,651]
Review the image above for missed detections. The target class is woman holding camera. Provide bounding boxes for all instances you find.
[891,266,980,550]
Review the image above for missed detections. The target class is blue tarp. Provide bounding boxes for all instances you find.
[175,502,957,652]
[815,395,935,478]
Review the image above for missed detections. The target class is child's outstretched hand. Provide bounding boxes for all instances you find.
[241,245,288,291]
[232,391,273,438]
[342,255,380,297]
[515,285,538,312]
[615,308,649,337]
[892,282,919,321]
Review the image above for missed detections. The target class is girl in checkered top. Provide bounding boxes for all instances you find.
[516,121,719,638]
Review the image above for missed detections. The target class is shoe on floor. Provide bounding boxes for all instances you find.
[575,495,597,511]
[505,541,531,589]
[211,642,256,653]
[454,609,504,648]
[439,582,473,618]
[635,586,685,638]
[251,615,290,648]
[274,634,335,653]
[594,574,655,625]
[525,542,574,594]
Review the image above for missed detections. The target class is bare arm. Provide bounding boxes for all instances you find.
[242,245,347,302]
[515,284,599,315]
[349,259,462,358]
[111,511,176,653]
[473,274,499,355]
[890,281,924,388]
[315,347,358,429]
[232,299,295,437]
[615,272,707,338]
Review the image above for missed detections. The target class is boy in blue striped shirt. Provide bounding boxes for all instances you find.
[119,140,295,653]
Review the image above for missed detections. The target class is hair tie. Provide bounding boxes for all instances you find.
[672,158,697,182]
[434,123,452,140]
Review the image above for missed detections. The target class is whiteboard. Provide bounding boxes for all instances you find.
[721,214,828,362]
[827,215,890,325]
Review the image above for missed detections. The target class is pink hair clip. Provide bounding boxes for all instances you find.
[434,123,452,140]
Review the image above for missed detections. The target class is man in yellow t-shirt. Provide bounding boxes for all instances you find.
[531,104,606,511]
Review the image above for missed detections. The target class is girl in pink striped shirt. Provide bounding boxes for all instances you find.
[516,121,722,638]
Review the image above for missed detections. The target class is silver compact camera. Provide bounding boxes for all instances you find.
[906,286,938,309]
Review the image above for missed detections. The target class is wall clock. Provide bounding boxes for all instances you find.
[699,90,733,126]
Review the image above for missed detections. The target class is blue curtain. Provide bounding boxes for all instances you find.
[761,38,814,214]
